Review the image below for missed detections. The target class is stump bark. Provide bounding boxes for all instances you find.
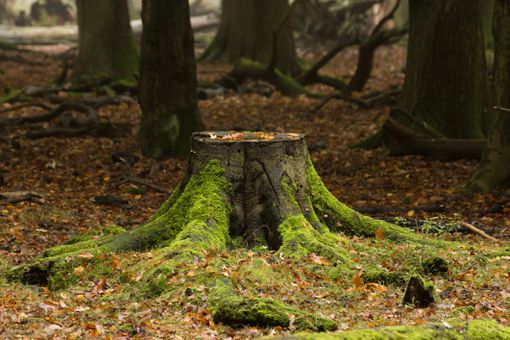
[190,131,314,250]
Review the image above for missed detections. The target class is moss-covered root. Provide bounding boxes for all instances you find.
[219,58,307,96]
[273,319,510,340]
[209,280,337,332]
[278,215,352,264]
[305,159,432,244]
[8,160,232,287]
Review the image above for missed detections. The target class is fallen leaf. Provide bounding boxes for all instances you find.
[375,228,384,240]
[74,266,85,276]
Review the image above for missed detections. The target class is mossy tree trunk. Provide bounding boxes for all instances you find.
[137,0,203,159]
[367,0,488,159]
[73,0,138,84]
[466,0,510,193]
[200,0,299,75]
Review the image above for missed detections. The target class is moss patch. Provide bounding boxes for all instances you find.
[280,319,510,339]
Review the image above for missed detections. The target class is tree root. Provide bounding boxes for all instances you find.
[0,95,133,139]
[209,279,337,331]
[218,59,308,96]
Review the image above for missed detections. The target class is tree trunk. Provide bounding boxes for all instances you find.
[73,0,138,83]
[363,0,488,159]
[399,0,487,139]
[200,0,299,75]
[480,0,495,49]
[137,0,203,159]
[466,0,510,193]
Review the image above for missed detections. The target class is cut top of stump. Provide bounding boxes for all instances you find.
[193,131,304,144]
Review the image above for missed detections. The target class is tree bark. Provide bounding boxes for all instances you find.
[480,0,495,49]
[466,0,510,193]
[399,0,487,139]
[73,0,138,83]
[200,0,299,75]
[137,0,203,159]
[360,0,489,159]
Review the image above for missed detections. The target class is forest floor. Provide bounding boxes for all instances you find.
[0,43,509,338]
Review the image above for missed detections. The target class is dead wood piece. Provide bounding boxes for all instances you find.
[460,222,501,243]
[403,275,436,308]
[123,177,170,195]
[26,126,95,139]
[0,191,44,205]
[94,195,131,209]
[494,106,510,112]
[1,101,94,126]
[0,102,52,115]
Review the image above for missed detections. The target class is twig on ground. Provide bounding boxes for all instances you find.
[121,176,170,195]
[460,221,501,243]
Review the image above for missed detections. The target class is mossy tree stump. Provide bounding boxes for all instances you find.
[9,131,432,331]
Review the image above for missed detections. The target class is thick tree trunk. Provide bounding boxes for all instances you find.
[466,0,510,193]
[363,0,488,159]
[137,0,203,159]
[200,0,299,75]
[398,0,487,139]
[73,0,138,83]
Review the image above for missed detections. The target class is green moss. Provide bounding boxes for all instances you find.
[10,160,232,290]
[230,58,307,96]
[278,215,352,264]
[362,267,406,287]
[65,225,126,245]
[305,158,433,244]
[284,319,510,339]
[209,279,336,331]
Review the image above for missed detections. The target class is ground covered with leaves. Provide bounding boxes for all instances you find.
[0,44,509,338]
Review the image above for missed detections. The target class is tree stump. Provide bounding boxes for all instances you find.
[190,131,313,250]
[8,131,426,331]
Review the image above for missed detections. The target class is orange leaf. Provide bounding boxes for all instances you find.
[73,266,84,276]
[375,228,384,240]
[352,273,364,288]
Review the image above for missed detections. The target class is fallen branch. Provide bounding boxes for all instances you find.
[0,191,44,205]
[120,176,170,195]
[460,221,501,243]
[0,102,52,115]
[94,195,131,209]
[494,106,510,112]
[1,101,93,126]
